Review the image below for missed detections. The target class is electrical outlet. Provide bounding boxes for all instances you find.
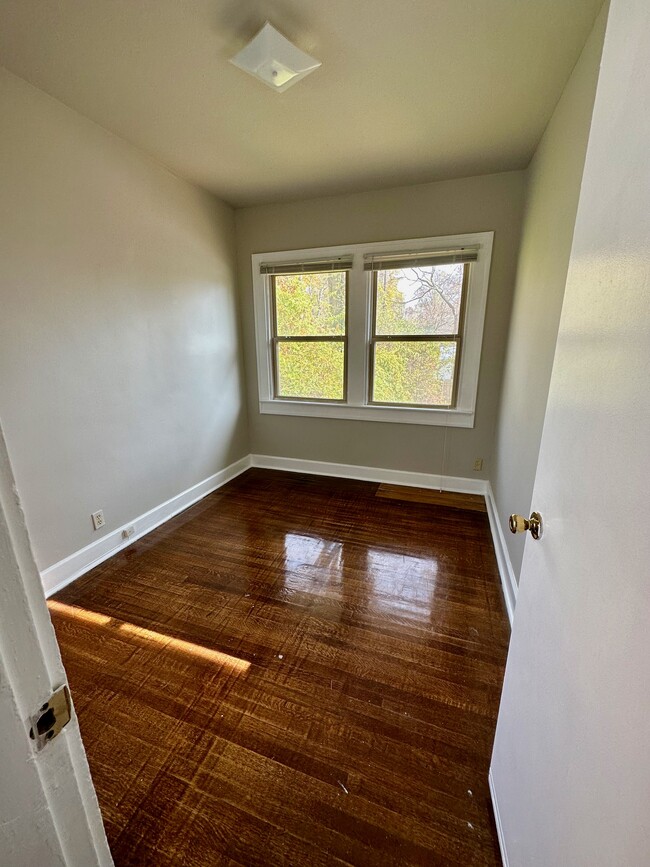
[121,526,135,541]
[473,458,483,472]
[91,510,105,531]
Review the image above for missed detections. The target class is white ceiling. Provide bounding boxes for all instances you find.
[0,0,603,206]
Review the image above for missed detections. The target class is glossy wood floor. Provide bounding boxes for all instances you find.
[50,469,510,866]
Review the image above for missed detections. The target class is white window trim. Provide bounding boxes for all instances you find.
[251,231,494,428]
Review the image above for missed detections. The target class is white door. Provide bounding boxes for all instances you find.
[0,423,112,866]
[490,1,650,864]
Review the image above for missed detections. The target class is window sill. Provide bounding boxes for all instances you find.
[259,400,475,428]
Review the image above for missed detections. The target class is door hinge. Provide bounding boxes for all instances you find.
[29,685,72,750]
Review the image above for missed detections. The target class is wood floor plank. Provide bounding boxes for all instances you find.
[376,483,487,512]
[50,468,509,866]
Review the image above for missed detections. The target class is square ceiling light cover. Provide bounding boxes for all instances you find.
[230,22,321,92]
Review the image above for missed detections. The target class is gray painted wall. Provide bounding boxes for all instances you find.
[491,7,607,581]
[0,70,249,570]
[235,171,526,479]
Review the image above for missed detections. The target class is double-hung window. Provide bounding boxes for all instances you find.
[253,232,493,428]
[368,251,473,408]
[266,261,351,402]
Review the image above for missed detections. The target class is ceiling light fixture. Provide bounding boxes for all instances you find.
[229,22,321,93]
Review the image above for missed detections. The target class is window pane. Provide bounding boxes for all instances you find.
[275,272,346,336]
[372,341,457,406]
[277,341,345,400]
[375,264,464,336]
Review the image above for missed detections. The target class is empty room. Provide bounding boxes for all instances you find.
[1,0,649,865]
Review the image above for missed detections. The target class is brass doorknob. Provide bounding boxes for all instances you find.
[509,511,543,540]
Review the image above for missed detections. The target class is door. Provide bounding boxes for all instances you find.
[490,0,650,864]
[0,422,112,866]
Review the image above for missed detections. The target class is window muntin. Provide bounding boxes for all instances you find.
[369,263,468,407]
[271,271,348,401]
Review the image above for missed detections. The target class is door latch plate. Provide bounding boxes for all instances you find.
[29,685,72,750]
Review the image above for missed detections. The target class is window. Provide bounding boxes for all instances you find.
[271,268,348,401]
[369,256,470,408]
[252,233,493,428]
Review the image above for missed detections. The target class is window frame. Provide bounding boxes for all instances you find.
[271,270,349,403]
[252,232,494,428]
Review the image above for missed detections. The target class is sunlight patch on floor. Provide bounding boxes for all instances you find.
[48,599,112,625]
[47,599,250,672]
[119,622,250,672]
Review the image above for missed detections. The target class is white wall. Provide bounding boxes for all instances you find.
[235,172,526,479]
[491,6,607,580]
[0,69,249,571]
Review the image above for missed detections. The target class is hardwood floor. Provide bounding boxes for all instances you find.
[49,469,510,866]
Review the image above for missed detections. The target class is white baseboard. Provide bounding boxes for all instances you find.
[489,768,509,867]
[41,455,252,597]
[250,454,489,496]
[485,483,517,626]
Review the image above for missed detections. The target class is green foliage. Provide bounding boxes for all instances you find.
[277,341,345,400]
[275,272,345,336]
[275,272,345,399]
[373,341,456,406]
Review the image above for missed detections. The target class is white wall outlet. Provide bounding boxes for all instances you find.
[121,526,135,541]
[473,458,484,472]
[91,510,105,531]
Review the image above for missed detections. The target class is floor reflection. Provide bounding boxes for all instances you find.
[283,532,343,589]
[280,531,438,624]
[366,548,438,618]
